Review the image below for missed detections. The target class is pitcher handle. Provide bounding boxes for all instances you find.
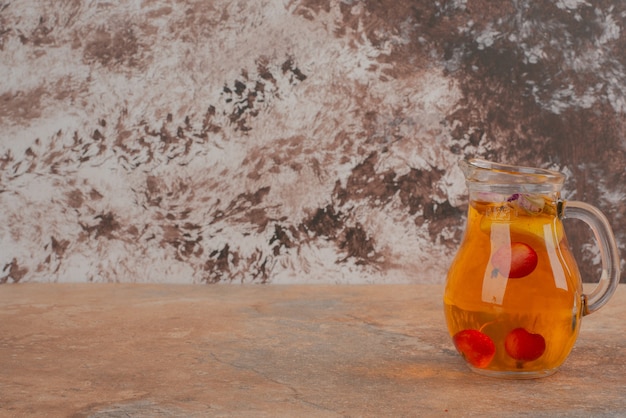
[561,200,621,316]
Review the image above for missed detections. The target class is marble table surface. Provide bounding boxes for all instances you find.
[1,284,625,417]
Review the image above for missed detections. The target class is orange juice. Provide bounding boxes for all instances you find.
[444,196,584,378]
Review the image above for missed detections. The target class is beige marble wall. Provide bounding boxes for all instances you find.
[1,1,625,283]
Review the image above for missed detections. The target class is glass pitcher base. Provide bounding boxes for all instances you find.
[467,365,559,379]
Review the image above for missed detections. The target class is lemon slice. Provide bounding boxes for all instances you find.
[480,213,565,245]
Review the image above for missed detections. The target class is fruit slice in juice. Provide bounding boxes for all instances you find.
[491,242,538,279]
[505,328,546,362]
[477,196,564,245]
[452,329,496,368]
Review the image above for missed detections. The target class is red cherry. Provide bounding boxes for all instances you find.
[504,327,546,362]
[491,242,538,279]
[453,329,496,368]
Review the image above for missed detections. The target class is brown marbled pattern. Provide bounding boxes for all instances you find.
[1,0,625,283]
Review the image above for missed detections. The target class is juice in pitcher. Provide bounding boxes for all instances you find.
[444,194,583,378]
[444,159,620,379]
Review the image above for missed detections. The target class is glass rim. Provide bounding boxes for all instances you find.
[461,158,565,193]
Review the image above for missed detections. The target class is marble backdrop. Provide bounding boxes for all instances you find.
[1,0,625,283]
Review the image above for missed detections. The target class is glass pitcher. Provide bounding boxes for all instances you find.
[444,158,621,379]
